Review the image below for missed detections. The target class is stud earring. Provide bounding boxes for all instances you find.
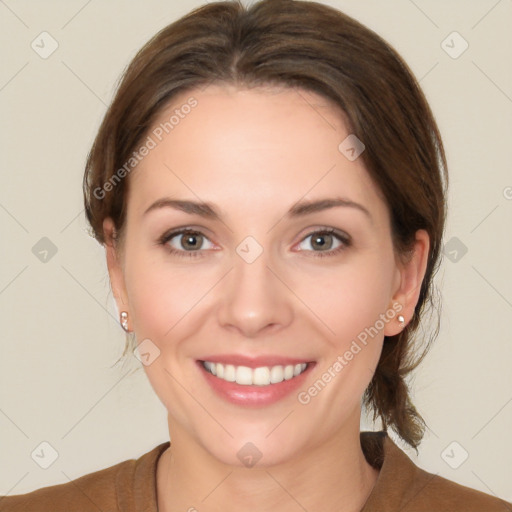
[397,314,405,328]
[120,311,130,332]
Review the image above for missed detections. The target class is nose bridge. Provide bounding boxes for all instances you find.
[234,241,272,292]
[217,237,293,336]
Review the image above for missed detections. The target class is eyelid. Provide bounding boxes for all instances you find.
[292,227,351,254]
[158,226,350,245]
[158,225,213,243]
[158,227,217,249]
[157,225,352,263]
[295,226,351,245]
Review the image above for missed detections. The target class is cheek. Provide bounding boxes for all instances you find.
[299,254,396,348]
[124,251,214,340]
[293,260,393,423]
[122,253,214,423]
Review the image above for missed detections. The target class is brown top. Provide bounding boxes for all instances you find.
[1,431,510,511]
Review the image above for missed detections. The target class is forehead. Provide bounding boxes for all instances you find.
[127,84,385,221]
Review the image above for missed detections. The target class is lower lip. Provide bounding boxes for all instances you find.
[197,361,315,407]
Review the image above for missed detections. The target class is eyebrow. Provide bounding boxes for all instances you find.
[143,197,371,221]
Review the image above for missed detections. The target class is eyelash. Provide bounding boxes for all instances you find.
[157,227,351,259]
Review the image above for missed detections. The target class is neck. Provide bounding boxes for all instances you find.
[157,419,380,512]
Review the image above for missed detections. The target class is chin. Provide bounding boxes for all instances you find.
[207,438,297,469]
[196,423,309,469]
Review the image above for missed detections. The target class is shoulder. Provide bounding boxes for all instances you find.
[361,431,512,512]
[0,442,169,512]
[408,467,512,511]
[0,458,132,512]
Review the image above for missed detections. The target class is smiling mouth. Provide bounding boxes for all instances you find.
[201,360,309,386]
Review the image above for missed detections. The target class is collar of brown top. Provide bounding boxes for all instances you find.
[121,431,425,512]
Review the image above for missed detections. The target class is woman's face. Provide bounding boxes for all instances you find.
[105,84,427,467]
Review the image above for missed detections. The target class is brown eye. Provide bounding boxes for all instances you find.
[310,232,335,251]
[159,229,215,258]
[296,229,350,257]
[179,232,204,250]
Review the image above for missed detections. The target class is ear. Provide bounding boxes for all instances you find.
[103,217,130,330]
[384,229,430,336]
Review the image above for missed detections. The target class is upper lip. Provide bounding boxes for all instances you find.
[199,354,314,368]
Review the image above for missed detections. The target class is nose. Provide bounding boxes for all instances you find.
[217,246,294,338]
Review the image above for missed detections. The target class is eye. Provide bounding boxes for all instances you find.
[296,228,350,257]
[158,229,215,258]
[157,227,350,259]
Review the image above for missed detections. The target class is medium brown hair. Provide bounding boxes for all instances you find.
[83,0,447,452]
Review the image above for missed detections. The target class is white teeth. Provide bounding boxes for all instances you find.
[224,364,236,382]
[236,366,253,385]
[202,361,307,386]
[284,365,294,380]
[270,365,284,383]
[253,366,270,386]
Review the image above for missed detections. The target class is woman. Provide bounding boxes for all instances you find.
[1,0,510,510]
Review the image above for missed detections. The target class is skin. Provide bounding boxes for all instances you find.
[103,84,429,512]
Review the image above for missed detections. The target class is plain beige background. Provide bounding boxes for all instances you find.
[1,0,511,503]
